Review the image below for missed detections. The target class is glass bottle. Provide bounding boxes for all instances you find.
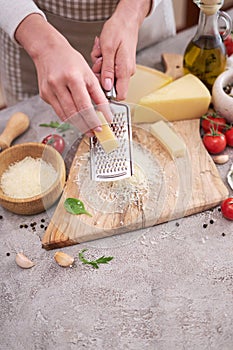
[183,0,232,92]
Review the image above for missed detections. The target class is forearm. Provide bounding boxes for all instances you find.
[116,0,152,27]
[15,14,68,61]
[0,0,46,43]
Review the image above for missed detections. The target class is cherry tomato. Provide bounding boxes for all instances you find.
[223,34,233,56]
[225,127,233,147]
[203,131,226,154]
[201,113,227,133]
[225,42,233,56]
[221,197,233,220]
[42,134,65,154]
[221,31,233,56]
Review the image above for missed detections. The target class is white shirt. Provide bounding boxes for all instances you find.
[0,0,159,42]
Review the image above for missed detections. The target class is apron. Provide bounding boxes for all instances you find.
[0,0,176,106]
[0,0,119,106]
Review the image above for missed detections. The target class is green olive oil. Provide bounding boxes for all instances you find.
[183,35,226,92]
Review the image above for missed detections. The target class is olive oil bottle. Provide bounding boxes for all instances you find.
[183,0,232,92]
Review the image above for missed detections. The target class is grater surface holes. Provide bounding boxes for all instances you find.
[90,109,133,181]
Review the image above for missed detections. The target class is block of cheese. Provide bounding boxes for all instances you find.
[132,105,165,124]
[126,64,172,104]
[150,120,187,158]
[94,111,119,154]
[134,74,211,122]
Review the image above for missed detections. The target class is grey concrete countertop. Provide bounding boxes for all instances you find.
[1,13,233,350]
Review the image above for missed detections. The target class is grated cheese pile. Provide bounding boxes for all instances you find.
[1,156,58,199]
[74,143,164,215]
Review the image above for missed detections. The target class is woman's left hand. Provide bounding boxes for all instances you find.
[91,0,151,100]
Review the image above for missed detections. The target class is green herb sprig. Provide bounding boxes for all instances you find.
[64,198,92,217]
[78,249,113,269]
[39,121,72,132]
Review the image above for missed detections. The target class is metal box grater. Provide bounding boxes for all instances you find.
[90,98,134,182]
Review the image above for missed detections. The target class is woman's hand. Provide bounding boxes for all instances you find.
[15,14,112,135]
[91,0,151,100]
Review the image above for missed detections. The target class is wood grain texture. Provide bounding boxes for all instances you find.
[162,53,184,80]
[42,120,229,250]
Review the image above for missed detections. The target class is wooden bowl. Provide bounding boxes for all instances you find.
[0,142,66,215]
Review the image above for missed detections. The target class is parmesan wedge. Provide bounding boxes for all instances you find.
[135,74,211,122]
[94,111,119,154]
[126,65,172,104]
[150,120,187,158]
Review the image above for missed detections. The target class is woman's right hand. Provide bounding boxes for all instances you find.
[15,14,112,135]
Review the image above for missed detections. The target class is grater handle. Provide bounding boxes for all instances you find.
[105,86,117,100]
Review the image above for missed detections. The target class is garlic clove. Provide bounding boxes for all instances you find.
[54,251,74,267]
[15,252,35,269]
[212,154,229,164]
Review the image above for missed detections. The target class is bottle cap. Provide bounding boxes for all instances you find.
[194,0,223,15]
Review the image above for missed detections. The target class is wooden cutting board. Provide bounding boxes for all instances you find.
[42,119,229,250]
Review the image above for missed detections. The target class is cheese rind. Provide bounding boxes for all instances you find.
[150,120,187,158]
[135,74,211,122]
[126,65,172,104]
[94,111,119,154]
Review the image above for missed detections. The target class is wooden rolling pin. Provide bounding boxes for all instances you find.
[0,112,30,151]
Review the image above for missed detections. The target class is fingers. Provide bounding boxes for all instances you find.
[36,40,114,136]
[68,109,101,135]
[68,104,113,135]
[68,95,102,135]
[114,48,136,101]
[115,58,134,101]
[68,77,114,134]
[98,41,136,100]
[52,86,78,119]
[100,44,115,93]
[91,35,134,102]
[40,77,111,135]
[40,86,67,122]
[92,56,103,81]
[96,103,113,124]
[91,36,102,64]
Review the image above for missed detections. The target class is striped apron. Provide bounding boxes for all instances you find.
[0,0,120,106]
[0,0,176,106]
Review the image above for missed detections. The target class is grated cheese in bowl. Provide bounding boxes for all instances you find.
[0,156,58,199]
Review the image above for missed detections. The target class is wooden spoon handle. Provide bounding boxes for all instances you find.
[0,112,30,150]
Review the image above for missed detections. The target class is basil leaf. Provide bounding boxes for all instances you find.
[64,198,92,217]
[57,123,72,132]
[39,121,71,132]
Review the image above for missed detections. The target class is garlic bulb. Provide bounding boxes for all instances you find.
[15,252,35,269]
[54,251,74,267]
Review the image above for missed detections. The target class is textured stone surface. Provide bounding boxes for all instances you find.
[1,20,233,349]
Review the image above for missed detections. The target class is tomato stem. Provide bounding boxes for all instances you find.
[201,113,231,130]
[209,127,222,136]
